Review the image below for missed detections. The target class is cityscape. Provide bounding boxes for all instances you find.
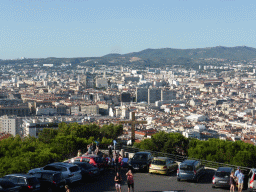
[0,49,256,145]
[1,0,256,191]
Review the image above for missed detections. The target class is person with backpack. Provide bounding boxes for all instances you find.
[126,170,134,192]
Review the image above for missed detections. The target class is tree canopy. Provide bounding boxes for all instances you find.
[0,123,123,177]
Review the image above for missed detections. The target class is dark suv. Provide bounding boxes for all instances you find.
[3,174,40,192]
[128,152,154,172]
[212,167,234,188]
[28,170,66,192]
[177,160,205,182]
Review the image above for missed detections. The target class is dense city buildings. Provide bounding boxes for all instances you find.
[0,51,256,146]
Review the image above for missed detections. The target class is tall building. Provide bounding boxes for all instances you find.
[0,115,23,136]
[120,92,132,103]
[148,88,161,104]
[136,88,148,103]
[161,90,177,101]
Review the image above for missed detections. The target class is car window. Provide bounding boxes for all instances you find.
[70,166,79,172]
[17,178,26,184]
[44,166,58,171]
[5,176,18,183]
[152,160,166,165]
[41,173,53,180]
[60,167,67,172]
[31,172,42,178]
[215,171,230,177]
[133,154,147,160]
[180,164,193,171]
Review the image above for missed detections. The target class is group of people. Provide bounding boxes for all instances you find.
[114,170,134,192]
[230,167,244,192]
[85,142,99,155]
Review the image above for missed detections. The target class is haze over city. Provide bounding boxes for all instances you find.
[1,0,256,59]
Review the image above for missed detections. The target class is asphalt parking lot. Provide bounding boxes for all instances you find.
[69,168,249,192]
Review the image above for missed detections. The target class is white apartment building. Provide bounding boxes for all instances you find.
[0,115,23,136]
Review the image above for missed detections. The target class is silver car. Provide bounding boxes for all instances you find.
[177,160,205,182]
[30,162,82,184]
[212,167,234,188]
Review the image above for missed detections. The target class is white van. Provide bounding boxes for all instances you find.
[248,168,256,191]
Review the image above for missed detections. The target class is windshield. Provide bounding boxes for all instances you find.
[180,164,193,171]
[133,154,148,160]
[152,160,166,165]
[215,171,230,177]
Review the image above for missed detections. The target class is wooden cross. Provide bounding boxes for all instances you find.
[119,112,147,144]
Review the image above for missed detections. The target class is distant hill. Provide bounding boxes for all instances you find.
[123,46,256,61]
[1,46,256,66]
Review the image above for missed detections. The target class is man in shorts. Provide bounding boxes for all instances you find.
[237,170,244,192]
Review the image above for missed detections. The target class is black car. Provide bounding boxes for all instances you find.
[0,178,21,192]
[128,152,154,172]
[67,162,100,181]
[212,167,234,188]
[28,170,66,192]
[3,174,40,192]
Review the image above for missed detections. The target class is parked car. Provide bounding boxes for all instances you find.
[149,157,178,175]
[0,178,21,192]
[28,169,66,192]
[30,162,82,184]
[212,167,234,188]
[66,161,100,181]
[248,168,256,191]
[73,155,105,171]
[128,152,154,172]
[3,173,40,192]
[177,160,205,182]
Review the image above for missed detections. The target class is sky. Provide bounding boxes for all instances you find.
[1,0,256,59]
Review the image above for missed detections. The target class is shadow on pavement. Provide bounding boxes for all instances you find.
[71,168,129,192]
[198,168,216,184]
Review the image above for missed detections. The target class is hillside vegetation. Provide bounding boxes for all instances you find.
[135,131,256,168]
[0,123,123,177]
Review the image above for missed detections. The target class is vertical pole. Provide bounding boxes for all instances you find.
[131,112,135,145]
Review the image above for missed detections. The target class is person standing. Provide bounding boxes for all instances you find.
[230,171,235,192]
[108,145,113,159]
[65,185,70,192]
[234,167,241,190]
[77,149,82,157]
[114,172,122,192]
[118,154,123,172]
[126,170,134,192]
[237,170,244,192]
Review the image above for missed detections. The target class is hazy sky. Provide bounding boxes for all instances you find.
[1,0,256,59]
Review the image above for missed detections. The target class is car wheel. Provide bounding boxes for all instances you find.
[212,185,215,188]
[177,178,180,182]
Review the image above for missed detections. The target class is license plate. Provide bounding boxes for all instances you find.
[219,181,227,183]
[134,167,139,170]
